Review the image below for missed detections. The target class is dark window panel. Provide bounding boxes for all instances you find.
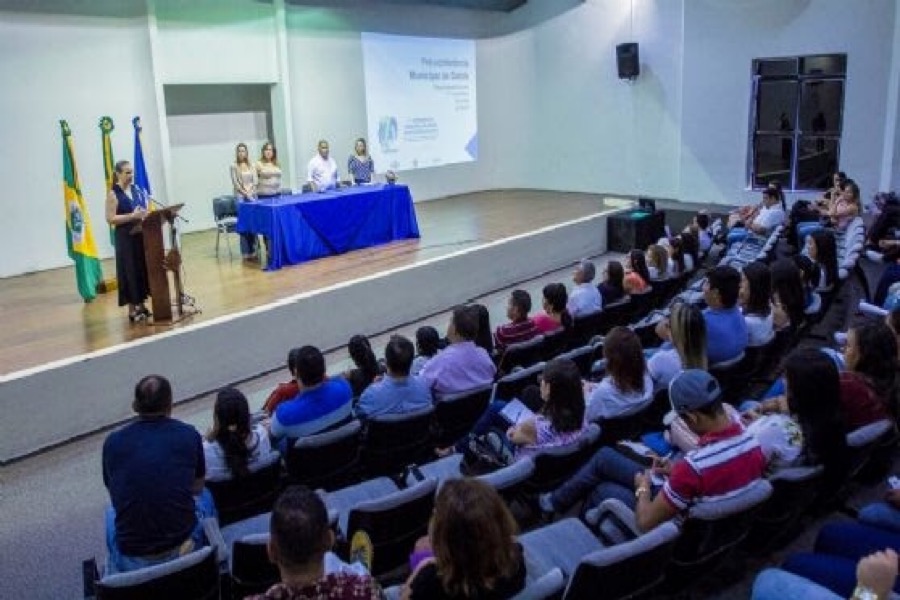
[756,58,798,77]
[753,134,793,188]
[757,80,798,133]
[800,54,847,76]
[799,80,843,135]
[796,137,840,190]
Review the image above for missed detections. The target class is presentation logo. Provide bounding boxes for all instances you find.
[378,116,398,152]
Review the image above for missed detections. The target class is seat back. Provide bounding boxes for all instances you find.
[346,478,438,577]
[565,522,680,600]
[361,406,435,476]
[478,457,535,504]
[206,458,282,526]
[595,411,646,447]
[665,479,773,590]
[230,534,279,599]
[597,297,632,336]
[650,277,683,309]
[744,466,824,554]
[627,289,656,322]
[556,345,598,378]
[213,195,237,223]
[285,420,362,492]
[708,352,751,405]
[571,310,605,348]
[497,335,546,375]
[96,547,219,600]
[526,424,602,493]
[432,384,493,447]
[540,328,570,362]
[491,363,545,403]
[846,419,897,479]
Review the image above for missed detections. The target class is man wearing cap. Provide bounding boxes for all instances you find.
[567,259,603,318]
[539,370,766,533]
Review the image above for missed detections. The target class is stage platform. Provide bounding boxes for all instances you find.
[0,189,629,463]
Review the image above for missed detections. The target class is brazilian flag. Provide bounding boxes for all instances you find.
[61,120,103,302]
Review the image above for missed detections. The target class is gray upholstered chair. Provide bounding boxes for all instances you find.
[93,546,219,600]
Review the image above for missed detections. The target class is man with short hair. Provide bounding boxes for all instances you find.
[247,486,382,599]
[540,370,766,533]
[271,346,353,441]
[703,265,749,365]
[494,289,540,351]
[567,259,603,318]
[102,375,216,574]
[355,335,433,420]
[419,306,496,398]
[307,140,339,192]
[727,188,785,245]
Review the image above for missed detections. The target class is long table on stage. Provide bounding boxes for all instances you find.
[236,183,420,270]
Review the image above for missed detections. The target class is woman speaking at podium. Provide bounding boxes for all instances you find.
[105,160,151,323]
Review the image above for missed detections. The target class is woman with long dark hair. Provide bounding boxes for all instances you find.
[402,479,525,599]
[771,259,806,333]
[807,229,839,291]
[342,334,382,397]
[586,327,653,421]
[598,261,627,305]
[532,283,574,334]
[842,321,899,427]
[624,250,651,295]
[204,388,279,481]
[740,261,775,347]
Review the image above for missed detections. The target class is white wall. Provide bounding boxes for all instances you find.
[0,11,164,277]
[2,0,899,278]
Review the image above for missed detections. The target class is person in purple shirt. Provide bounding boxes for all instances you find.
[420,305,497,398]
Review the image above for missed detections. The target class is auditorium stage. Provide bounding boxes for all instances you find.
[0,189,628,463]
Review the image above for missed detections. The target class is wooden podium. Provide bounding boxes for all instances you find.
[138,204,185,324]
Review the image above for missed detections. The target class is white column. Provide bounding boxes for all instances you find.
[271,0,297,188]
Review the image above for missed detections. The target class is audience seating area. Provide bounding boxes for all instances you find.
[85,204,900,600]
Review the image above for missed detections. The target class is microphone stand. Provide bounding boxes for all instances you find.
[148,196,189,224]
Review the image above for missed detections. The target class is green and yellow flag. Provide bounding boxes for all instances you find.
[61,120,103,302]
[99,116,116,244]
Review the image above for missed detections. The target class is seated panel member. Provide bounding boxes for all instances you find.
[347,137,375,185]
[307,139,339,192]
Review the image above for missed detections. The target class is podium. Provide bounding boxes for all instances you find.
[138,204,185,323]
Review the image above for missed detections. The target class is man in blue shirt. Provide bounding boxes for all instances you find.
[355,335,433,420]
[102,375,216,574]
[271,346,353,443]
[702,265,749,365]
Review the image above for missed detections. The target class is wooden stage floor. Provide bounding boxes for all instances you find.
[0,190,617,376]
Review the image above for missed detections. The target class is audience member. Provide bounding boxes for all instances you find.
[692,212,713,253]
[739,261,775,347]
[566,259,603,317]
[102,375,216,574]
[263,348,303,415]
[646,244,669,280]
[355,336,432,420]
[824,179,862,230]
[401,479,525,600]
[598,261,627,305]
[411,326,441,376]
[494,289,539,351]
[342,335,382,398]
[420,306,496,398]
[807,229,839,292]
[205,388,279,482]
[307,139,339,192]
[679,231,700,271]
[585,327,653,421]
[471,303,495,356]
[873,246,900,307]
[247,486,382,599]
[648,302,707,390]
[532,283,573,334]
[540,370,766,531]
[623,250,651,295]
[270,346,353,442]
[840,321,897,429]
[753,549,898,600]
[794,255,823,315]
[727,188,785,245]
[771,259,807,333]
[702,265,749,364]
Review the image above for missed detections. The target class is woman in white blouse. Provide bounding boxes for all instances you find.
[255,141,282,198]
[230,142,259,260]
[204,388,279,482]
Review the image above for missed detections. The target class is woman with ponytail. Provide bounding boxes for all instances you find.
[204,388,279,481]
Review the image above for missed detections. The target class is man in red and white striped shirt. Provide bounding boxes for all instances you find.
[540,370,766,533]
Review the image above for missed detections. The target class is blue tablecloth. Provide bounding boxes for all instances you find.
[236,184,420,271]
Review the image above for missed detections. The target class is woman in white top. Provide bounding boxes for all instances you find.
[204,388,279,482]
[739,261,775,347]
[807,229,839,292]
[255,141,282,197]
[586,327,653,421]
[648,302,707,390]
[230,142,259,260]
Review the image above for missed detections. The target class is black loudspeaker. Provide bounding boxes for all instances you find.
[616,42,640,80]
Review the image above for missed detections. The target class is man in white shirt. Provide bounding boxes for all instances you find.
[748,188,785,235]
[307,140,339,192]
[566,259,603,318]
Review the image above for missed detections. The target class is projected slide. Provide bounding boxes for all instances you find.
[362,32,477,172]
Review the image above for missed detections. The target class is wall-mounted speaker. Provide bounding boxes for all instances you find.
[616,42,640,80]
